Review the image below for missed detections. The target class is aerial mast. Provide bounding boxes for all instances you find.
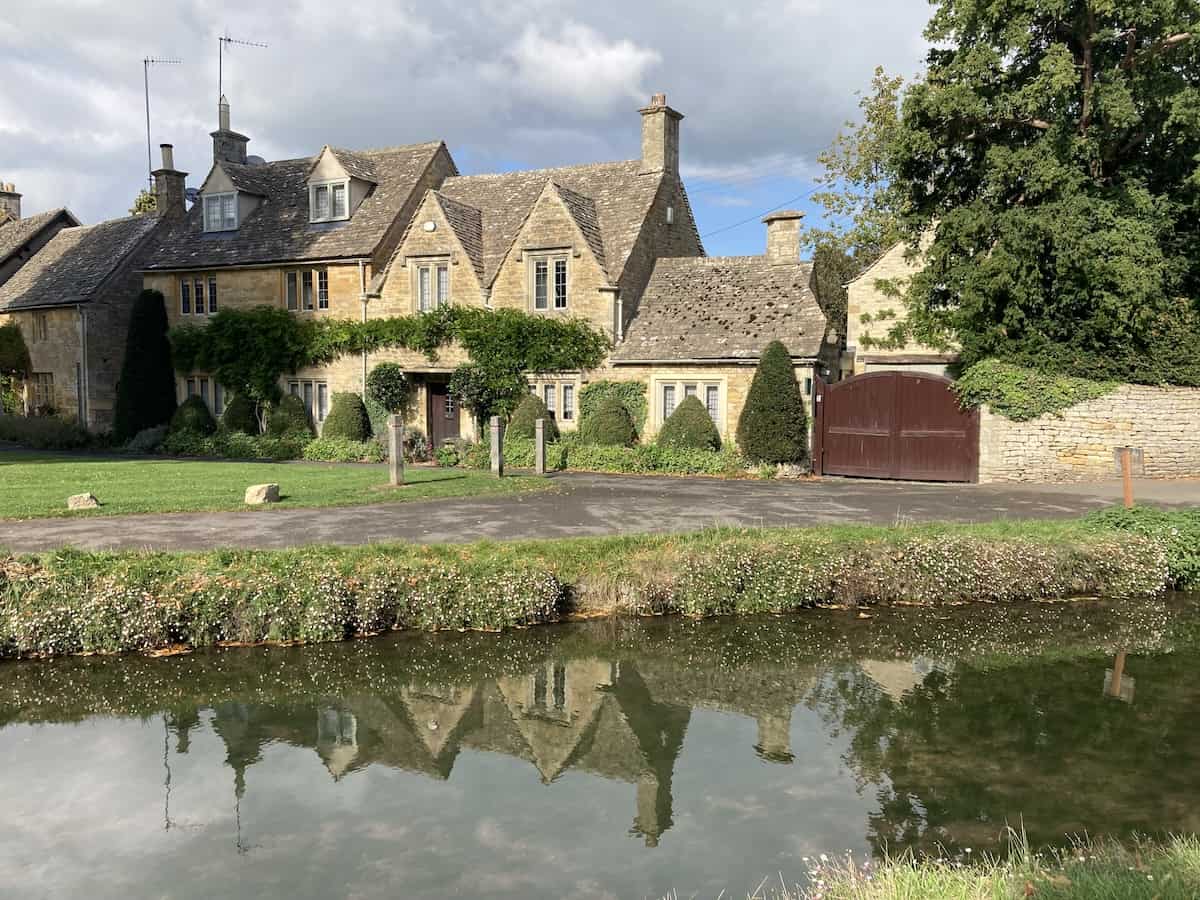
[143,56,182,189]
[218,31,268,100]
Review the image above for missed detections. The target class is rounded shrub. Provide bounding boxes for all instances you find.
[507,394,560,441]
[579,380,647,436]
[365,363,413,415]
[126,425,168,454]
[579,395,635,446]
[266,394,314,437]
[220,394,260,435]
[321,392,370,441]
[169,395,216,435]
[736,340,808,464]
[657,395,720,450]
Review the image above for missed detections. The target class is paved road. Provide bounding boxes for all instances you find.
[1,472,1197,553]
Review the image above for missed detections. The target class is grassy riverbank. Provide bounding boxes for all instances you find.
[1,509,1193,659]
[776,836,1200,899]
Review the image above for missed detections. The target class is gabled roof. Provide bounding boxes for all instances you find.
[328,147,379,183]
[433,191,483,279]
[0,214,159,312]
[0,208,81,268]
[612,256,828,362]
[436,160,663,286]
[143,141,447,271]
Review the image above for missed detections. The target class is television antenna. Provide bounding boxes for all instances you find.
[143,56,182,189]
[218,31,268,100]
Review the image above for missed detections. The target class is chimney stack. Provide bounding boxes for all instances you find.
[152,143,188,219]
[211,94,250,165]
[0,182,21,220]
[763,210,805,265]
[639,92,682,176]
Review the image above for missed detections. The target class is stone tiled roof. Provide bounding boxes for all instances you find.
[436,160,662,286]
[143,141,446,270]
[553,182,607,275]
[0,208,80,266]
[612,256,827,362]
[0,214,160,312]
[433,192,483,279]
[329,148,379,183]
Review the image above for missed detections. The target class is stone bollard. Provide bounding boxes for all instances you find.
[388,414,405,486]
[490,415,504,478]
[534,418,546,476]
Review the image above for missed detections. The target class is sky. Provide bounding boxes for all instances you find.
[0,0,930,257]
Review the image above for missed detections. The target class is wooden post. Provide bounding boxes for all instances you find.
[490,415,504,478]
[388,414,404,486]
[1120,446,1134,508]
[534,418,546,476]
[1109,650,1127,698]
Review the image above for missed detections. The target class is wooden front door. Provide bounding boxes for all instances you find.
[814,371,979,482]
[426,381,459,447]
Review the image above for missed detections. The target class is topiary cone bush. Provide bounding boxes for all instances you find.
[657,394,721,450]
[507,394,560,441]
[112,290,177,442]
[169,395,216,436]
[267,393,315,437]
[221,394,260,434]
[579,395,636,446]
[736,340,808,464]
[321,392,370,441]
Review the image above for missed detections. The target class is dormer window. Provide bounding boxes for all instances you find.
[202,192,238,232]
[310,180,349,223]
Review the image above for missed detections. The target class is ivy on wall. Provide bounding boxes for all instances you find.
[170,306,611,419]
[953,360,1118,422]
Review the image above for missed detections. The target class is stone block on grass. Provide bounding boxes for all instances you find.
[67,493,100,510]
[244,483,280,505]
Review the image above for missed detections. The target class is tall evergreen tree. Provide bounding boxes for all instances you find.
[736,341,808,464]
[112,290,177,441]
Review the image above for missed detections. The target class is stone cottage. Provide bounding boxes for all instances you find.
[0,176,167,427]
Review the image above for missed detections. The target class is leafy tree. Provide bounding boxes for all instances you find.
[112,290,177,441]
[889,0,1200,384]
[809,242,861,338]
[736,340,808,464]
[169,396,216,436]
[365,363,415,416]
[449,363,529,428]
[129,189,157,216]
[321,392,370,441]
[266,394,314,437]
[0,322,31,416]
[579,396,636,446]
[508,394,560,441]
[657,395,720,450]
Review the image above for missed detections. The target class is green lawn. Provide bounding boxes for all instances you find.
[0,452,551,519]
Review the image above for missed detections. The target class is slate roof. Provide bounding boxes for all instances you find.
[435,160,664,286]
[611,256,828,362]
[433,191,484,279]
[0,208,80,267]
[142,141,446,271]
[0,214,160,312]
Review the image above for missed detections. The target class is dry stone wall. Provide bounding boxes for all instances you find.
[978,384,1200,483]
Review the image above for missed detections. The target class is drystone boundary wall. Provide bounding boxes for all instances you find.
[978,384,1200,483]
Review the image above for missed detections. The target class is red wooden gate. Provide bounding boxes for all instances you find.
[813,372,979,482]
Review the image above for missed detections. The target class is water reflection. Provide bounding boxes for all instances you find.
[1,599,1197,898]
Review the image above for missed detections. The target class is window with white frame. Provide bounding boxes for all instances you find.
[31,372,54,409]
[288,379,329,423]
[179,275,217,316]
[202,192,238,232]
[285,267,330,313]
[662,384,677,419]
[529,252,568,311]
[705,385,719,423]
[309,180,349,223]
[414,259,450,312]
[530,380,579,423]
[543,384,556,417]
[185,374,225,417]
[561,384,574,421]
[659,379,722,427]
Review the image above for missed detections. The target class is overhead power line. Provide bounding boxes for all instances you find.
[699,187,821,239]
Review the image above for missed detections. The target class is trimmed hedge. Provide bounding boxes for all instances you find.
[160,430,308,460]
[657,395,720,450]
[267,394,314,437]
[0,414,91,450]
[302,437,387,463]
[168,396,216,436]
[579,395,636,446]
[220,394,260,435]
[464,435,746,476]
[321,392,370,442]
[579,380,647,434]
[111,290,176,442]
[736,340,808,464]
[508,394,560,441]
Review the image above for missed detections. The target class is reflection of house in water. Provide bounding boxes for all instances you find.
[859,657,953,703]
[202,657,821,846]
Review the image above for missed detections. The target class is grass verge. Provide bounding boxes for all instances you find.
[0,450,549,518]
[0,513,1180,659]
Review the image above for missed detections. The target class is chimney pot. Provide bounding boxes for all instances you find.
[0,181,21,220]
[763,210,805,265]
[212,95,249,165]
[160,144,175,171]
[152,142,188,219]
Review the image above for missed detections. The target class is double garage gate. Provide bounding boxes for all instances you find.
[813,371,979,483]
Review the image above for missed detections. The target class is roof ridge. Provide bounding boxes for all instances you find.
[445,159,640,182]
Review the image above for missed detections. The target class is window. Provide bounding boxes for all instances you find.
[662,384,676,418]
[659,380,722,427]
[529,253,568,311]
[705,385,719,423]
[562,384,574,421]
[317,383,328,422]
[309,180,350,223]
[202,192,237,232]
[444,393,456,420]
[543,384,556,417]
[317,270,329,310]
[286,268,330,313]
[302,271,314,311]
[178,275,219,316]
[288,379,329,423]
[193,277,206,315]
[31,312,48,343]
[415,260,449,312]
[180,280,191,315]
[185,374,226,417]
[214,383,225,417]
[32,372,54,409]
[684,383,698,399]
[208,276,218,313]
[286,272,298,311]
